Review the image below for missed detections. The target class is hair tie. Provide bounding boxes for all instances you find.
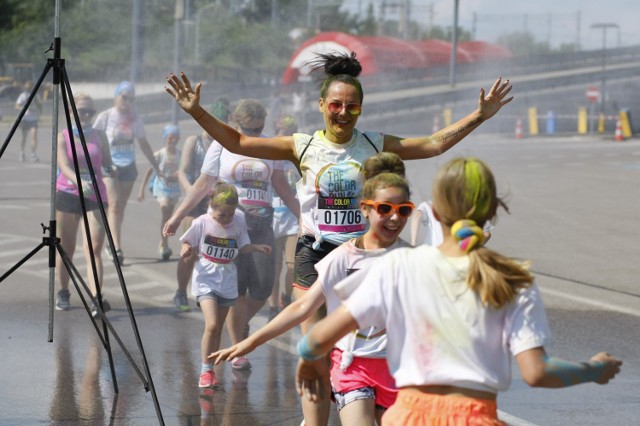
[451,219,485,253]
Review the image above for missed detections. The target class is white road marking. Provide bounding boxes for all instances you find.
[540,287,640,317]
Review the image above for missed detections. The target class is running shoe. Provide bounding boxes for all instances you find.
[231,356,251,370]
[159,246,172,261]
[30,153,39,162]
[115,249,124,265]
[173,291,191,312]
[55,289,70,311]
[91,298,111,319]
[18,151,25,162]
[198,370,220,388]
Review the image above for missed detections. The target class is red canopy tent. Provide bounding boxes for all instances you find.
[459,40,514,61]
[412,39,474,66]
[281,32,511,85]
[281,32,428,84]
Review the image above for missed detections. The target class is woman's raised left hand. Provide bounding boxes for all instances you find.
[478,77,513,121]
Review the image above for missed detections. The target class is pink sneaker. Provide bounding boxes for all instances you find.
[198,370,220,388]
[231,356,252,370]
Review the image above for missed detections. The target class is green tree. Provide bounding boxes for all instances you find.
[415,25,471,42]
[497,31,552,56]
[358,3,377,36]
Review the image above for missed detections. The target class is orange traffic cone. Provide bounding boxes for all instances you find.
[614,118,624,141]
[432,114,440,134]
[515,116,524,139]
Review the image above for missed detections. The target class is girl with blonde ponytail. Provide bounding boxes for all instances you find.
[431,157,533,309]
[294,157,622,425]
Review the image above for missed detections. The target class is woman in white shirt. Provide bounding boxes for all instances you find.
[165,51,513,342]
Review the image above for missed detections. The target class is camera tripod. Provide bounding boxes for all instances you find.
[0,2,164,424]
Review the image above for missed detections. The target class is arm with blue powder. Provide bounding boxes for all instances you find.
[516,348,622,388]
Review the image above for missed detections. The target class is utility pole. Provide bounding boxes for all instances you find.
[590,23,619,113]
[130,0,143,83]
[172,0,185,124]
[449,0,459,87]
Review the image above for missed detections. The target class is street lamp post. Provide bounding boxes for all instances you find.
[590,23,619,113]
[130,0,142,83]
[449,0,459,88]
[172,0,186,124]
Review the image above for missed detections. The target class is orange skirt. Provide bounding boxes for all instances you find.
[382,388,505,426]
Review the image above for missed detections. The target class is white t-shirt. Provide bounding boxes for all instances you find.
[93,107,146,167]
[293,129,384,247]
[272,160,300,239]
[152,147,181,199]
[179,211,251,299]
[315,238,410,359]
[336,245,552,393]
[16,91,40,122]
[200,140,282,216]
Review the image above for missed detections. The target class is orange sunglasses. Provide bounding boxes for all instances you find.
[362,200,415,218]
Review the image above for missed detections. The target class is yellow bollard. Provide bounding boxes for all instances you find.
[528,107,539,136]
[620,111,633,138]
[577,107,588,134]
[598,113,605,134]
[443,107,452,127]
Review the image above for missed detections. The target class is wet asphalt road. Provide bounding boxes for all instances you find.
[1,117,640,425]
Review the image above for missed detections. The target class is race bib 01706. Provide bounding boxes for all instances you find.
[315,162,366,234]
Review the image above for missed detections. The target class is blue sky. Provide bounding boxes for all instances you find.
[340,0,638,50]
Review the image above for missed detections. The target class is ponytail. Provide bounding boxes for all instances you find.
[435,158,533,308]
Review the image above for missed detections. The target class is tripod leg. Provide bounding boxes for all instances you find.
[0,241,47,283]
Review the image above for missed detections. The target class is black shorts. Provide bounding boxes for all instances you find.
[55,191,107,214]
[109,162,138,182]
[236,226,276,300]
[293,235,339,289]
[21,120,38,131]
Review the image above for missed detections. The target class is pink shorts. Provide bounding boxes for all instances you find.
[330,348,398,410]
[382,388,505,426]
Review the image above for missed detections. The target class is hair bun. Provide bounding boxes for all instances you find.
[312,51,362,78]
[363,152,405,180]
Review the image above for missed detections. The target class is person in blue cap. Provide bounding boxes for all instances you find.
[94,81,161,264]
[137,123,182,260]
